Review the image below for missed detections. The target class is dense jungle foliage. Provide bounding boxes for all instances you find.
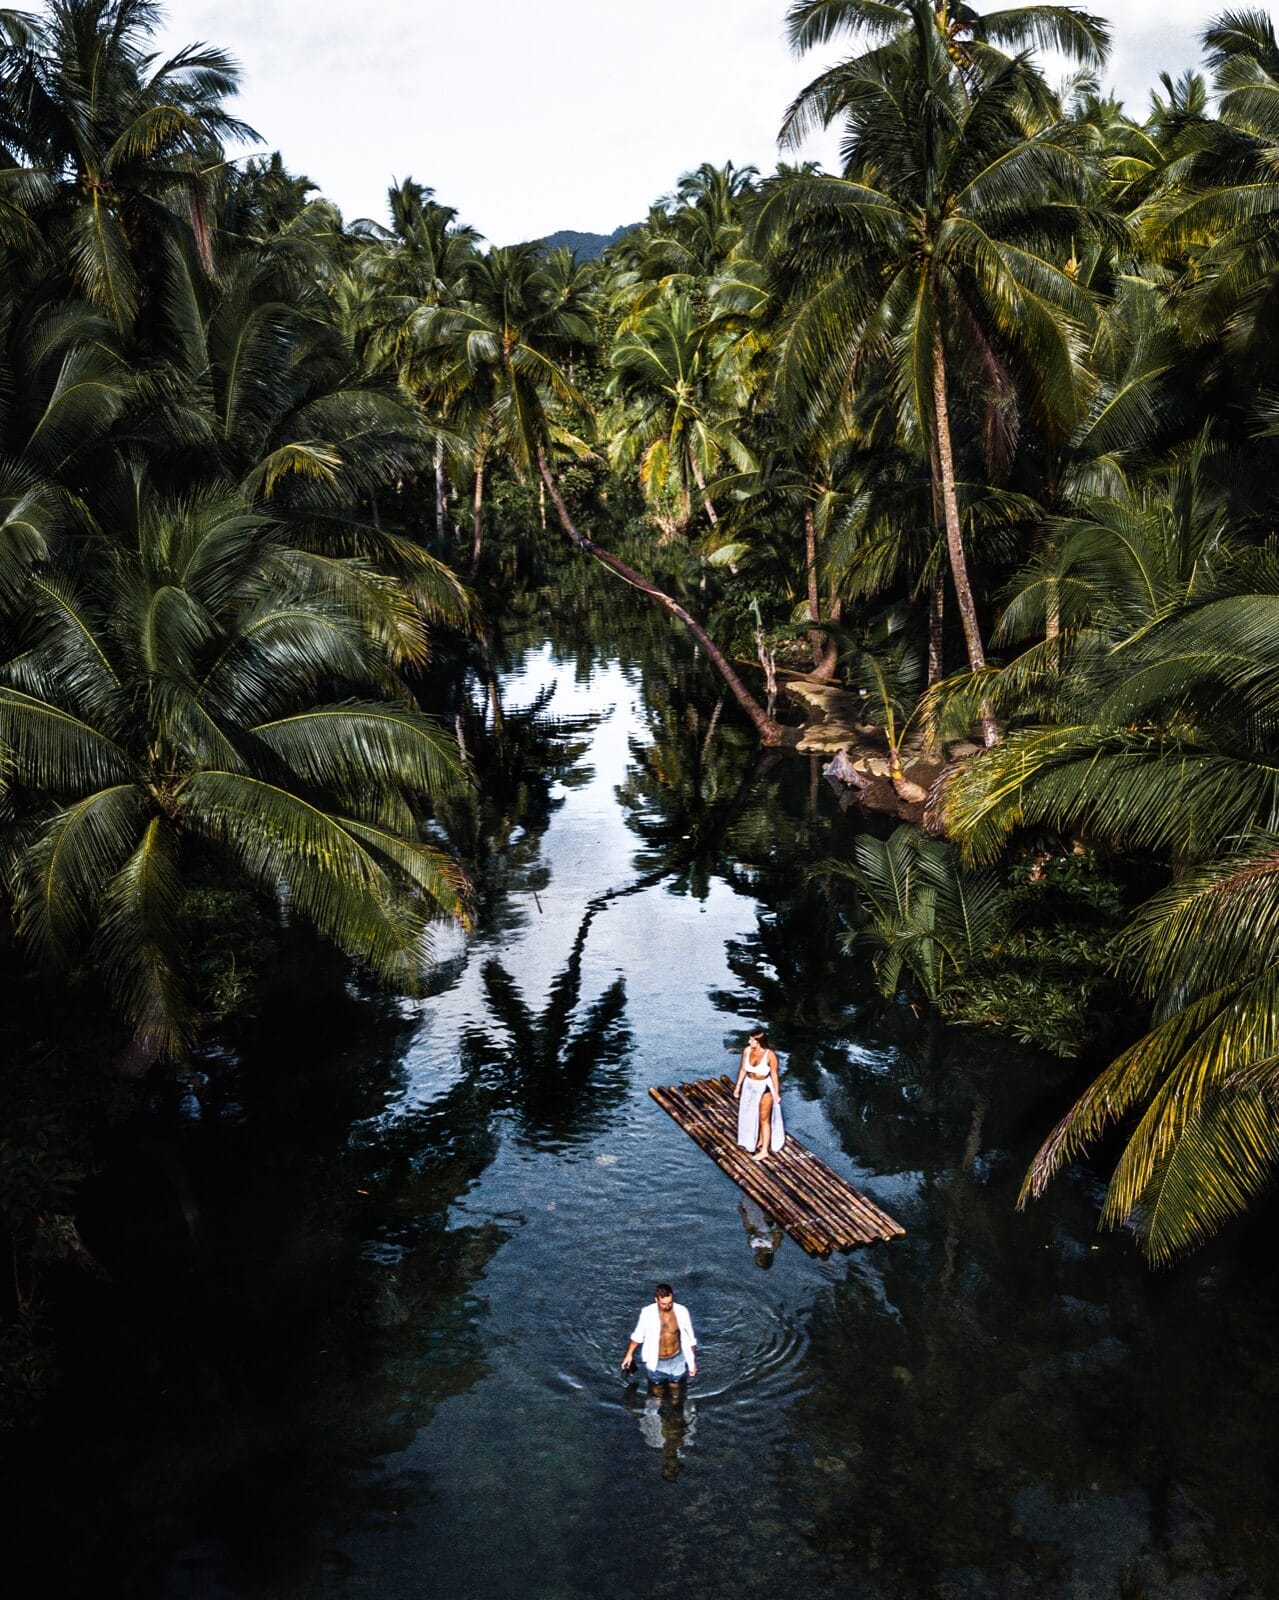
[4,0,1279,1419]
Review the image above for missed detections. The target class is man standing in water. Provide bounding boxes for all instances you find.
[621,1283,698,1396]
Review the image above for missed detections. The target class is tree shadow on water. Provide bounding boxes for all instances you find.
[464,899,634,1151]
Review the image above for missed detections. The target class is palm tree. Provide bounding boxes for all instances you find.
[605,162,759,315]
[781,0,1111,144]
[832,825,1012,1004]
[1020,834,1279,1263]
[222,152,319,240]
[413,241,595,572]
[757,2,1102,741]
[0,0,257,328]
[932,433,1243,764]
[0,278,131,592]
[1139,10,1279,364]
[418,244,792,743]
[605,292,751,536]
[0,472,471,1065]
[361,178,481,540]
[934,438,1279,1258]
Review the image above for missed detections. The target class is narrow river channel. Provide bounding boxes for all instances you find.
[11,566,1279,1600]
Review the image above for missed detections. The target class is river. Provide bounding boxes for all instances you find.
[8,556,1279,1599]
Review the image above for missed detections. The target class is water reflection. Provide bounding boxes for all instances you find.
[739,1197,784,1270]
[464,902,632,1152]
[625,1389,699,1482]
[9,544,1279,1599]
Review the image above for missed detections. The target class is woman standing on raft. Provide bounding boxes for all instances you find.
[733,1028,784,1160]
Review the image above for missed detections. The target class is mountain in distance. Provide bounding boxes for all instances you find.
[537,224,637,260]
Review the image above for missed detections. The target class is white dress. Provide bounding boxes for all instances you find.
[736,1050,785,1153]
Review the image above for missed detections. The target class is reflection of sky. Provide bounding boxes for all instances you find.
[338,643,862,1592]
[221,636,1279,1600]
[393,645,782,1110]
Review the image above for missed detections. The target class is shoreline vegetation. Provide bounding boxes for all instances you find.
[4,0,1279,1419]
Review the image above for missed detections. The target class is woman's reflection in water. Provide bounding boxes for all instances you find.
[739,1196,784,1269]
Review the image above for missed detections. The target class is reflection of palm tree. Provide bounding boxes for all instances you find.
[616,671,781,888]
[467,897,633,1146]
[434,678,599,892]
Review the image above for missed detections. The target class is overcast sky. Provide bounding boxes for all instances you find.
[152,1,1214,243]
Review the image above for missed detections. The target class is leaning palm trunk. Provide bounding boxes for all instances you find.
[435,438,446,542]
[817,595,841,679]
[536,448,789,745]
[931,320,997,746]
[926,436,946,690]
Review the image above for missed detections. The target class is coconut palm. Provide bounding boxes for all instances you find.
[605,163,759,315]
[832,825,1012,1004]
[413,241,595,571]
[757,5,1102,740]
[1139,10,1279,362]
[0,0,256,328]
[605,291,751,536]
[358,179,482,539]
[0,280,131,595]
[0,471,471,1064]
[934,441,1279,1256]
[1021,835,1279,1263]
[933,433,1245,757]
[419,245,790,742]
[781,0,1111,145]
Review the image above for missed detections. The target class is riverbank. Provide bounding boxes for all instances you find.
[783,673,975,825]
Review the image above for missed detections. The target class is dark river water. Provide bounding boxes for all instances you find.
[9,561,1279,1599]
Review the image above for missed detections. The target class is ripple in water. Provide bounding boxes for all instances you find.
[510,1266,815,1431]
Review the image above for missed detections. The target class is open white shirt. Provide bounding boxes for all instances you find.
[630,1301,697,1370]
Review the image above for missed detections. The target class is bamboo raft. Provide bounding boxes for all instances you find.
[649,1075,905,1258]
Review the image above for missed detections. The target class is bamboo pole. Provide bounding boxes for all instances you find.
[786,1145,903,1242]
[652,1085,832,1254]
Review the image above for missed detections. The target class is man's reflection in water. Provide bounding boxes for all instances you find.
[739,1196,784,1268]
[625,1386,698,1480]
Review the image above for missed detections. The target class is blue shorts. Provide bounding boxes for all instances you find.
[645,1352,688,1386]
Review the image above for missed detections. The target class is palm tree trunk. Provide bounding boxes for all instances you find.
[435,438,446,542]
[804,499,831,675]
[535,447,789,746]
[931,318,997,746]
[469,452,485,577]
[480,625,504,738]
[928,579,945,686]
[690,455,719,526]
[816,595,841,678]
[1045,573,1061,675]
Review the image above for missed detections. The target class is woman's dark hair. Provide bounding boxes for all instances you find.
[753,1249,775,1271]
[748,1027,770,1048]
